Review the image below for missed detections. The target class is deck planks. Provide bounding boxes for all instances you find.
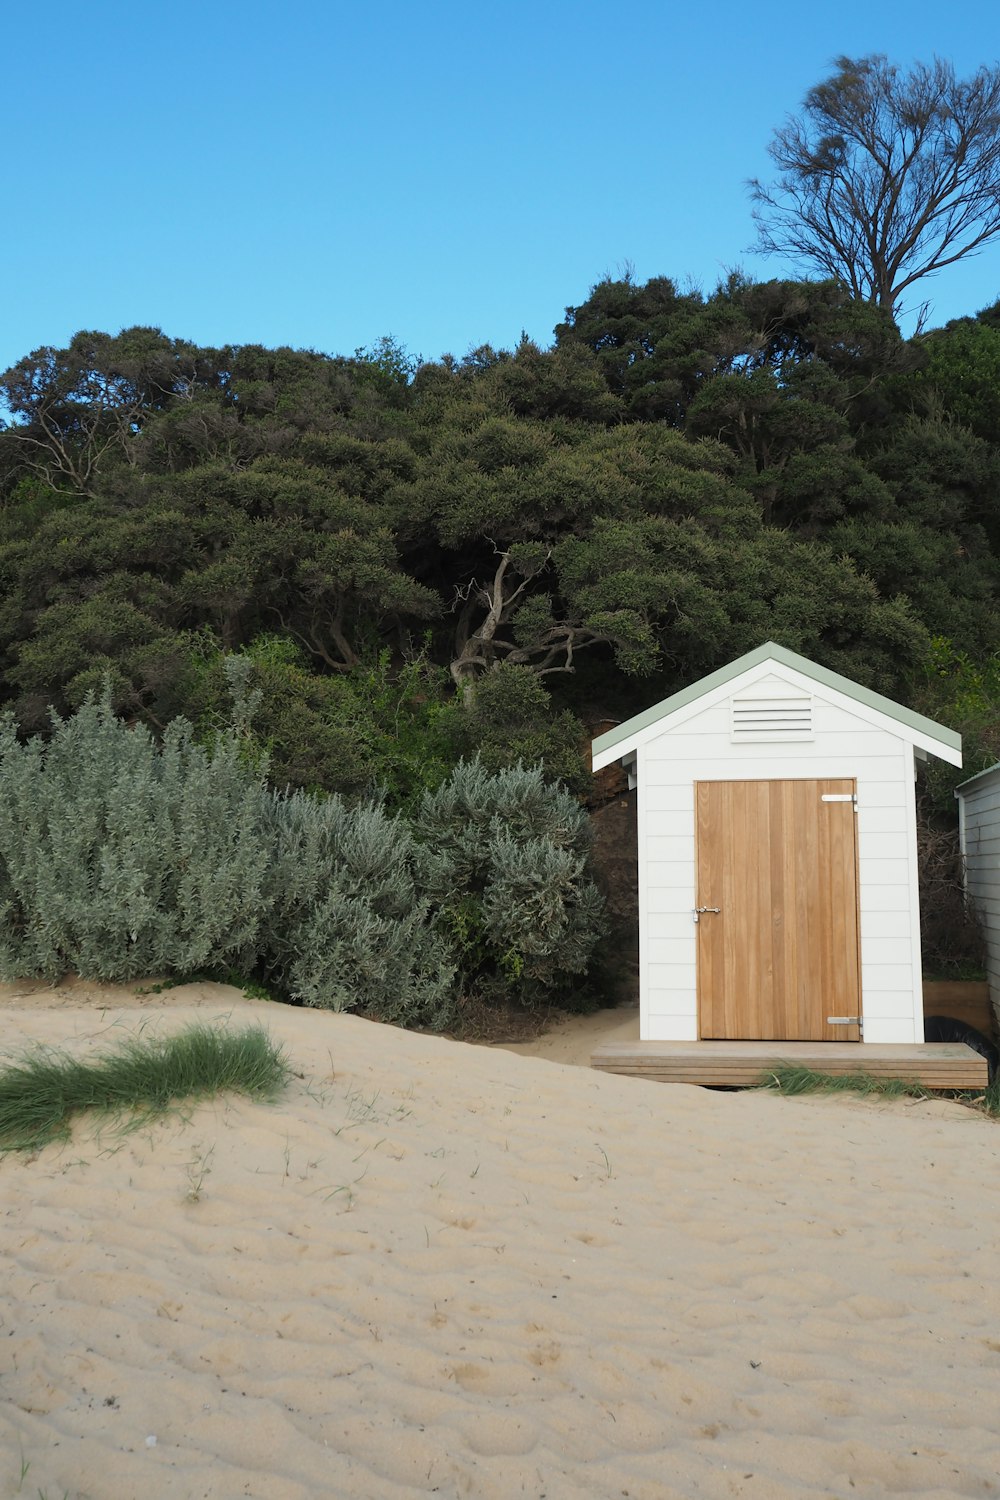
[590,1040,988,1090]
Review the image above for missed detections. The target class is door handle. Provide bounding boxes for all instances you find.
[693,906,721,923]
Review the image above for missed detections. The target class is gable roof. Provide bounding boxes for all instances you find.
[592,641,962,770]
[956,761,1000,795]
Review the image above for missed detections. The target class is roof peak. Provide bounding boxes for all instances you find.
[592,642,961,768]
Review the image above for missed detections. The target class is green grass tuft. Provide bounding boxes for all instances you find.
[0,1024,292,1152]
[758,1064,929,1100]
[760,1063,1000,1118]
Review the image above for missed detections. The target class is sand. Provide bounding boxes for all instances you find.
[2,981,999,1500]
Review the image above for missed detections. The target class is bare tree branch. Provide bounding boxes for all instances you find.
[750,55,1000,322]
[448,545,613,700]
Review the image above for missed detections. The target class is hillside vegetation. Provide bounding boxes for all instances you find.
[2,276,998,990]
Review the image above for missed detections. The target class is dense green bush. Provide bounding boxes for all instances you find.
[415,760,606,1009]
[456,665,590,796]
[910,637,1000,811]
[177,638,590,806]
[0,695,605,1028]
[258,789,455,1025]
[181,634,466,805]
[0,696,268,981]
[0,691,455,1021]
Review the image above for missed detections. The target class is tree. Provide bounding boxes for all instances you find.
[751,56,1000,323]
[554,274,747,423]
[918,307,1000,441]
[391,366,930,698]
[0,329,205,495]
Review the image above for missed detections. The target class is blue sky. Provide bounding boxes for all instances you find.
[4,0,998,375]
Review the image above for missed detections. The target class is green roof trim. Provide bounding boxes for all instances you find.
[956,761,1000,793]
[592,642,961,761]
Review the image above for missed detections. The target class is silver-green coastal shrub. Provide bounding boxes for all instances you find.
[257,789,456,1026]
[414,760,606,1004]
[480,832,606,981]
[0,697,603,1021]
[0,699,270,981]
[0,692,455,1023]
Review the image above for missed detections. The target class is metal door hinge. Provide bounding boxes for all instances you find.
[827,1015,863,1030]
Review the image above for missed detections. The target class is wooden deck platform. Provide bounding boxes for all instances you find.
[590,1040,988,1090]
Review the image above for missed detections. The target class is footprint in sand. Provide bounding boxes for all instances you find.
[529,1340,561,1367]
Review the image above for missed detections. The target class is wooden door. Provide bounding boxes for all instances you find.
[695,779,861,1041]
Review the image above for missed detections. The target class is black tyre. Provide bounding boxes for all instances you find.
[924,1015,999,1084]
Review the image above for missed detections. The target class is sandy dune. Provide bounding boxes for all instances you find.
[2,981,999,1499]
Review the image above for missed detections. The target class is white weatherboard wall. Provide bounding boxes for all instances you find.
[957,763,1000,1032]
[594,648,962,1046]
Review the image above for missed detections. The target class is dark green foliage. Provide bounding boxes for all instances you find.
[396,376,925,696]
[1,297,992,764]
[2,284,1000,1007]
[910,639,1000,811]
[179,638,589,804]
[352,335,420,404]
[0,327,202,494]
[0,1024,291,1152]
[552,272,1000,679]
[0,448,438,728]
[555,274,735,423]
[181,634,464,803]
[457,666,590,796]
[918,315,1000,441]
[481,338,623,423]
[556,274,908,430]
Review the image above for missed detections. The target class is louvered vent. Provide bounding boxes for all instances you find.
[730,692,813,742]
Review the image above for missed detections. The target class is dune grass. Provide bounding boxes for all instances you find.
[760,1063,1000,1118]
[0,1024,292,1152]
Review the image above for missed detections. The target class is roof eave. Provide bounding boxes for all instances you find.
[956,761,1000,794]
[592,642,961,770]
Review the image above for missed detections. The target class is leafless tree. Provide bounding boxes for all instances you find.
[750,55,1000,326]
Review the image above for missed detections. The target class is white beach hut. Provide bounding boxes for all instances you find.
[956,763,1000,1034]
[591,642,963,1052]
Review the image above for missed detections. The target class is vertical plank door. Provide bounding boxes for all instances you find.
[696,779,861,1041]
